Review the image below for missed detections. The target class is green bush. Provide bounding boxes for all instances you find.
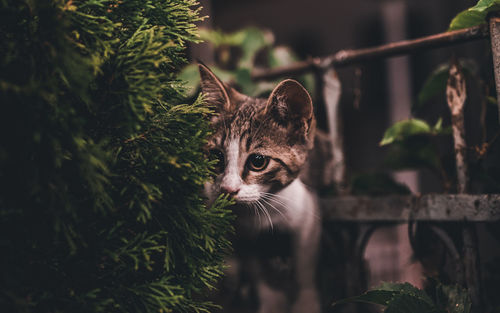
[0,1,232,312]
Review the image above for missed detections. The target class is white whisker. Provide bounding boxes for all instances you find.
[260,200,274,230]
[259,193,287,213]
[260,194,288,207]
[252,201,263,228]
[259,197,289,223]
[250,202,262,228]
[261,192,291,202]
[256,199,273,230]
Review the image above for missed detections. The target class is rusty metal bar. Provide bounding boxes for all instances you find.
[322,68,346,192]
[447,58,468,193]
[445,57,483,312]
[489,16,500,123]
[429,225,465,285]
[320,194,500,222]
[251,24,489,81]
[462,224,483,312]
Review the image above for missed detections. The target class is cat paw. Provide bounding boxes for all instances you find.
[292,288,320,313]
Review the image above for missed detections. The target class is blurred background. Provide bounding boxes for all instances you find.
[185,0,500,311]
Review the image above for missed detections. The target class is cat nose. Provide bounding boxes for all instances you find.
[221,185,240,196]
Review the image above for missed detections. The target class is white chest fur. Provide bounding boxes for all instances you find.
[263,179,318,230]
[245,178,321,313]
[231,178,319,235]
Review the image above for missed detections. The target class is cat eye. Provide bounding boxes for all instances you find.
[209,149,225,173]
[246,154,269,172]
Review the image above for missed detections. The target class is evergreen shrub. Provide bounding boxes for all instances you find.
[0,1,232,312]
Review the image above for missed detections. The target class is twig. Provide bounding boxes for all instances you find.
[474,128,500,159]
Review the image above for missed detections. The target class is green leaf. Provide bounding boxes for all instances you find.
[177,64,201,98]
[448,0,500,31]
[449,9,487,31]
[470,0,500,11]
[435,284,471,313]
[268,46,298,68]
[239,27,273,67]
[487,96,498,105]
[334,282,442,313]
[385,294,438,313]
[416,59,478,110]
[200,27,272,69]
[384,137,441,171]
[378,282,435,306]
[199,28,245,46]
[235,68,254,95]
[380,118,450,172]
[417,64,450,108]
[433,118,443,132]
[380,119,432,146]
[334,290,398,306]
[178,64,235,98]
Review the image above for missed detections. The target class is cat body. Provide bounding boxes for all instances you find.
[199,64,321,313]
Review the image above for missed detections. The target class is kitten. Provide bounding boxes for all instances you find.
[199,64,321,313]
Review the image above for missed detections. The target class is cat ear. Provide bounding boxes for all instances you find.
[265,79,313,124]
[198,63,243,113]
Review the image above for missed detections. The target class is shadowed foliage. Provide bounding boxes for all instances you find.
[0,1,232,312]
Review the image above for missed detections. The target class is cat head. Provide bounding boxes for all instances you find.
[199,64,315,204]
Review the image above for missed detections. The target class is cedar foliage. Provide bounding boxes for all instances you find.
[0,1,232,312]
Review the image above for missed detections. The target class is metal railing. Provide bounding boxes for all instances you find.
[253,18,500,313]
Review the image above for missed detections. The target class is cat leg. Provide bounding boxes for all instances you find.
[292,287,320,313]
[291,209,321,313]
[256,280,288,313]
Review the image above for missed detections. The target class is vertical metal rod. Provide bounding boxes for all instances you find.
[322,68,346,192]
[489,16,500,123]
[446,58,483,312]
[429,225,465,286]
[447,58,468,193]
[462,224,482,312]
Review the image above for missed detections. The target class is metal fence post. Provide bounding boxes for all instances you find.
[490,15,500,123]
[447,58,483,312]
[322,67,346,193]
